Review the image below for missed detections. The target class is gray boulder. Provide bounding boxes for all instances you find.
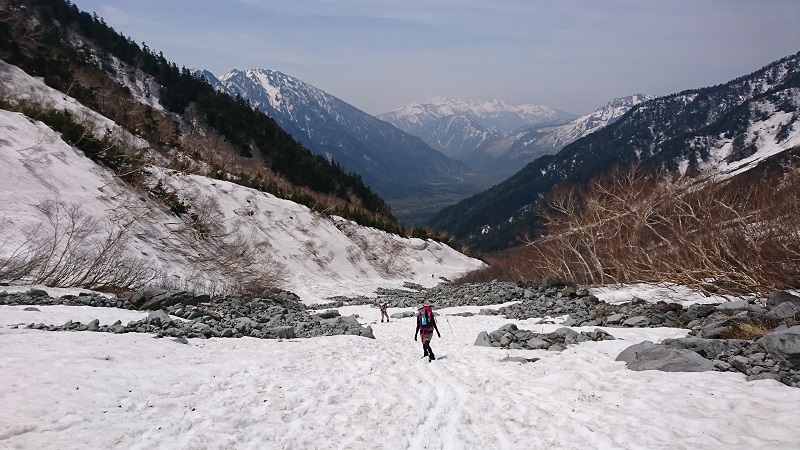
[110,320,125,334]
[729,355,751,373]
[757,326,800,368]
[662,337,747,359]
[146,310,174,327]
[616,341,715,372]
[474,331,491,347]
[605,313,625,325]
[746,372,782,382]
[582,329,615,341]
[130,288,209,310]
[316,310,341,319]
[496,323,519,333]
[337,315,362,328]
[623,316,651,327]
[716,300,767,314]
[191,322,212,336]
[526,337,551,350]
[267,325,296,339]
[87,319,100,332]
[766,302,800,321]
[766,291,800,309]
[361,325,375,339]
[695,317,735,339]
[233,317,258,332]
[716,300,750,311]
[549,327,589,345]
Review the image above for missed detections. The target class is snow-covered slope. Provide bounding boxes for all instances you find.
[3,297,800,449]
[0,61,484,302]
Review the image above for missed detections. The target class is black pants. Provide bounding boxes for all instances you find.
[422,338,435,360]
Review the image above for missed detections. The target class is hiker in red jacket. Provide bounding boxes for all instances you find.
[414,304,441,361]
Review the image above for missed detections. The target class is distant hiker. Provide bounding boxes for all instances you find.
[414,304,441,361]
[380,303,390,322]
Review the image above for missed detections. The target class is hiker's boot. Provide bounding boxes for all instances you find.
[429,351,436,361]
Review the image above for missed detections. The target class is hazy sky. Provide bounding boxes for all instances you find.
[70,0,799,116]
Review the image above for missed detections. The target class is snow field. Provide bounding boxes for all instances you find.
[2,303,799,449]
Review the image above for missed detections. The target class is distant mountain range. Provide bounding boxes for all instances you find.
[427,52,800,251]
[377,97,575,157]
[378,96,650,189]
[202,70,651,220]
[200,69,480,224]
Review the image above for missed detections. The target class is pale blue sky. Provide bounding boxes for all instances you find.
[71,0,799,116]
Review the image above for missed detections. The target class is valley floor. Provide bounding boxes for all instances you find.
[1,297,799,449]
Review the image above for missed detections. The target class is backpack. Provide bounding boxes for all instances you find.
[418,304,434,329]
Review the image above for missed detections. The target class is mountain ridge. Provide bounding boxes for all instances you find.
[202,68,480,211]
[428,52,800,251]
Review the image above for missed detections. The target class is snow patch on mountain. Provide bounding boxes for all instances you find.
[701,92,800,178]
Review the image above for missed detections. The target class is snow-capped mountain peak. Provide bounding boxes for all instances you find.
[381,97,575,134]
[377,97,578,161]
[215,68,334,116]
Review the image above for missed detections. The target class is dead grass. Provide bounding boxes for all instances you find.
[717,320,774,340]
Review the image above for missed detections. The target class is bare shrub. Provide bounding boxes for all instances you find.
[375,241,408,276]
[0,219,47,281]
[0,200,157,291]
[183,227,289,297]
[185,194,227,240]
[491,163,800,295]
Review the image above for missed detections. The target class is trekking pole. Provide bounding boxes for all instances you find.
[444,314,455,336]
